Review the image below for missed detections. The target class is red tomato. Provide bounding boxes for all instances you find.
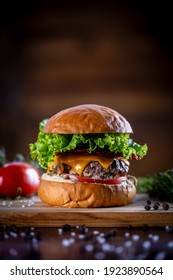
[0,162,40,197]
[72,175,127,185]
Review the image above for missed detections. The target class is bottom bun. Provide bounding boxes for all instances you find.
[38,173,137,208]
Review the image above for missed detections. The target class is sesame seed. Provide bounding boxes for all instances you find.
[124,232,130,238]
[124,241,132,248]
[132,234,140,241]
[152,235,160,242]
[115,246,124,254]
[155,251,167,260]
[93,230,100,235]
[9,248,18,256]
[142,240,152,250]
[62,239,72,247]
[85,244,94,252]
[95,252,105,260]
[167,241,173,249]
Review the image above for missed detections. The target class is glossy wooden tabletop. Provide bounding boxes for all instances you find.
[0,224,173,260]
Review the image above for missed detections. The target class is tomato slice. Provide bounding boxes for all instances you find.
[70,175,127,185]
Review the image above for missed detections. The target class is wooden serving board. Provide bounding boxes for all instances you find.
[0,194,173,227]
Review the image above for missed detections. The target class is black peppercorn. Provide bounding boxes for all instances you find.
[79,225,87,234]
[162,202,169,210]
[104,229,117,239]
[144,205,151,210]
[153,203,159,210]
[143,224,149,231]
[155,201,160,206]
[62,224,72,231]
[127,225,133,231]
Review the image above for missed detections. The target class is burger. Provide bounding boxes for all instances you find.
[30,104,147,207]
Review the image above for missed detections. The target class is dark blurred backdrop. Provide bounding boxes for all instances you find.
[0,0,173,176]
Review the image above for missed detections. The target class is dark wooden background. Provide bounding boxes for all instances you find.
[0,0,173,176]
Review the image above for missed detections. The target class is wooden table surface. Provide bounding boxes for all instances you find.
[0,225,173,260]
[1,194,173,227]
[0,193,173,260]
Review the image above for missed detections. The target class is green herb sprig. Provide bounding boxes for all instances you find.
[137,169,173,202]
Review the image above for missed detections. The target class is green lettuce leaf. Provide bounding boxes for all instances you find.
[29,119,148,169]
